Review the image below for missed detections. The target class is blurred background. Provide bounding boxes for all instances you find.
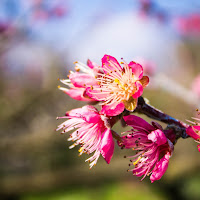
[1,0,200,200]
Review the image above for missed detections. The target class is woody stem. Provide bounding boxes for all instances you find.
[134,96,189,139]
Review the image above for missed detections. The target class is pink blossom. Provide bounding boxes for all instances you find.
[134,57,156,76]
[56,105,115,168]
[86,55,149,116]
[118,115,173,182]
[186,113,200,152]
[51,6,67,18]
[175,14,200,37]
[58,60,99,102]
[192,75,200,98]
[138,0,152,19]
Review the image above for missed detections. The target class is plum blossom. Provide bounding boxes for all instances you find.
[58,60,99,102]
[56,105,115,168]
[186,111,200,152]
[86,55,149,116]
[118,115,173,182]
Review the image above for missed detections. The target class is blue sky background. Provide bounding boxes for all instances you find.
[0,0,200,72]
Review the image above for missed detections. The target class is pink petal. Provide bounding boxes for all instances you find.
[128,61,143,80]
[150,153,170,183]
[100,102,125,116]
[69,72,97,88]
[186,126,200,140]
[100,129,114,164]
[131,82,143,98]
[87,59,101,74]
[148,129,167,146]
[101,54,122,74]
[67,105,98,116]
[87,59,99,69]
[197,144,200,152]
[86,86,109,101]
[123,115,155,131]
[67,105,101,123]
[64,88,95,102]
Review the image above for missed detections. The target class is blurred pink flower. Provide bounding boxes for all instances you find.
[138,0,152,19]
[186,113,200,152]
[175,14,200,37]
[192,75,200,98]
[51,5,67,17]
[58,60,99,102]
[135,57,156,76]
[86,55,149,116]
[32,9,49,21]
[56,105,115,168]
[118,115,173,182]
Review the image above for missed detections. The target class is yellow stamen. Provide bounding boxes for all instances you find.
[78,147,84,153]
[114,78,125,90]
[133,156,142,166]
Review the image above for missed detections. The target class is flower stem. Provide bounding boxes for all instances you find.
[135,96,189,139]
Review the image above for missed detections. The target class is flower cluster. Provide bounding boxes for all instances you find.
[56,105,115,168]
[56,54,197,183]
[118,115,173,183]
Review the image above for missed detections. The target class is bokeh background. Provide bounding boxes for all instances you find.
[1,0,200,200]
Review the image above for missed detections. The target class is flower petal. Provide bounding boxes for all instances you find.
[150,153,170,183]
[100,102,125,116]
[139,76,149,88]
[61,87,95,102]
[101,54,122,74]
[128,61,143,80]
[67,105,101,123]
[100,129,114,164]
[69,72,97,88]
[186,126,200,140]
[197,144,200,152]
[148,129,167,146]
[131,82,143,99]
[86,86,109,101]
[123,115,155,131]
[87,59,99,69]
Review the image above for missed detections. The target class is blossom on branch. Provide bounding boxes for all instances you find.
[118,115,174,183]
[56,105,115,168]
[86,55,149,116]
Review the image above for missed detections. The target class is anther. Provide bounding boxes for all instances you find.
[75,66,80,72]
